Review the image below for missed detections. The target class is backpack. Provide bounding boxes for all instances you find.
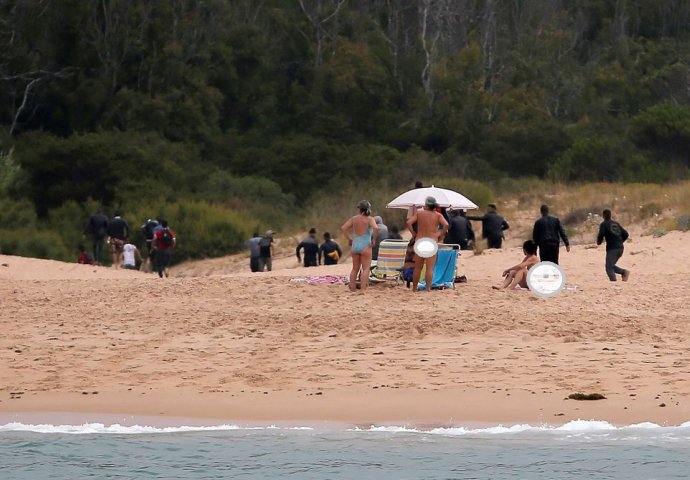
[160,228,174,247]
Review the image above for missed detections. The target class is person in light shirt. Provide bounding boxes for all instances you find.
[121,240,142,270]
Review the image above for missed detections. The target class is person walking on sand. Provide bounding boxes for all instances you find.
[246,232,262,272]
[152,220,176,278]
[319,232,342,266]
[444,209,475,250]
[296,228,319,267]
[83,210,108,265]
[493,240,539,290]
[466,203,509,249]
[532,204,570,264]
[258,230,275,271]
[107,211,130,268]
[341,200,378,291]
[597,209,630,282]
[406,196,449,292]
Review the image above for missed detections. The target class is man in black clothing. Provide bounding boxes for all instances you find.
[296,228,319,267]
[107,212,130,268]
[532,204,570,264]
[258,230,275,271]
[466,203,509,249]
[83,211,108,265]
[597,209,630,282]
[444,209,475,250]
[140,218,160,256]
[319,232,342,265]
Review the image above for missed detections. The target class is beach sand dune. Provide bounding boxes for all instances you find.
[1,231,689,426]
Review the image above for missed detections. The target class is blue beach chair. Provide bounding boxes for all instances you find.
[418,244,460,291]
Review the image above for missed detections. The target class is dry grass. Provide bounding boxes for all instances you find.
[294,179,690,245]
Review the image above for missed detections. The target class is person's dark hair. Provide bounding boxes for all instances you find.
[523,240,537,255]
[324,232,331,240]
[602,209,612,220]
[357,200,371,215]
[487,203,497,210]
[253,232,259,237]
[414,180,423,189]
[114,210,122,217]
[540,204,549,215]
[308,227,316,234]
[78,244,85,251]
[390,225,399,233]
[161,220,169,228]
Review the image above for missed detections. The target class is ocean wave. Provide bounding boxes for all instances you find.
[358,420,690,437]
[2,420,690,436]
[0,423,314,435]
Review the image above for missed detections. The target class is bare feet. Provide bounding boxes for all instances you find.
[622,270,630,282]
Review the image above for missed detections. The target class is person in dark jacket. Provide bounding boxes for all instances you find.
[296,228,319,267]
[388,225,403,240]
[466,204,509,249]
[107,211,130,268]
[597,209,630,281]
[319,232,343,265]
[532,205,570,264]
[83,211,109,265]
[444,209,475,250]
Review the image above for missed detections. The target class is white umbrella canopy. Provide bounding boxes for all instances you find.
[386,185,478,210]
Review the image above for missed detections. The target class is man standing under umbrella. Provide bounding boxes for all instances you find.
[406,196,449,292]
[444,209,475,250]
[467,203,510,249]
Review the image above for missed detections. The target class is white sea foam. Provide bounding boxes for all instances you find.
[356,420,690,438]
[0,422,313,435]
[2,420,690,436]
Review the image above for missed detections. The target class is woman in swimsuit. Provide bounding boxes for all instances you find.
[341,200,379,291]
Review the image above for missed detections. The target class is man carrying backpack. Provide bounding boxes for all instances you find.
[597,209,630,282]
[153,220,176,278]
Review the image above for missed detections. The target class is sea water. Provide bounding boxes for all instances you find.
[2,420,690,479]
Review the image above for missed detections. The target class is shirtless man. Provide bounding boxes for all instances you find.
[493,240,539,290]
[406,196,449,292]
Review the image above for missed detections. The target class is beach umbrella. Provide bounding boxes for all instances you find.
[386,185,478,210]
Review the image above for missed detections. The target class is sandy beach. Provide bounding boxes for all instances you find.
[2,230,690,427]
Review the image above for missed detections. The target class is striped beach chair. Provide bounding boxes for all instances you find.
[369,239,408,285]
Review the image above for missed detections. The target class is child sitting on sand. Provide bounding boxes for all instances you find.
[493,240,539,290]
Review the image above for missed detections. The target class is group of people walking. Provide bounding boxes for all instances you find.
[81,211,177,278]
[245,228,345,272]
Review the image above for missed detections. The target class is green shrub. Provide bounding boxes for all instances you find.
[122,199,252,262]
[0,228,72,260]
[0,197,37,229]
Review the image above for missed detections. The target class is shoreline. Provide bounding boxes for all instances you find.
[2,387,689,429]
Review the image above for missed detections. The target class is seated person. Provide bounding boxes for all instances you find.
[493,240,539,290]
[401,239,416,286]
[77,245,95,265]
